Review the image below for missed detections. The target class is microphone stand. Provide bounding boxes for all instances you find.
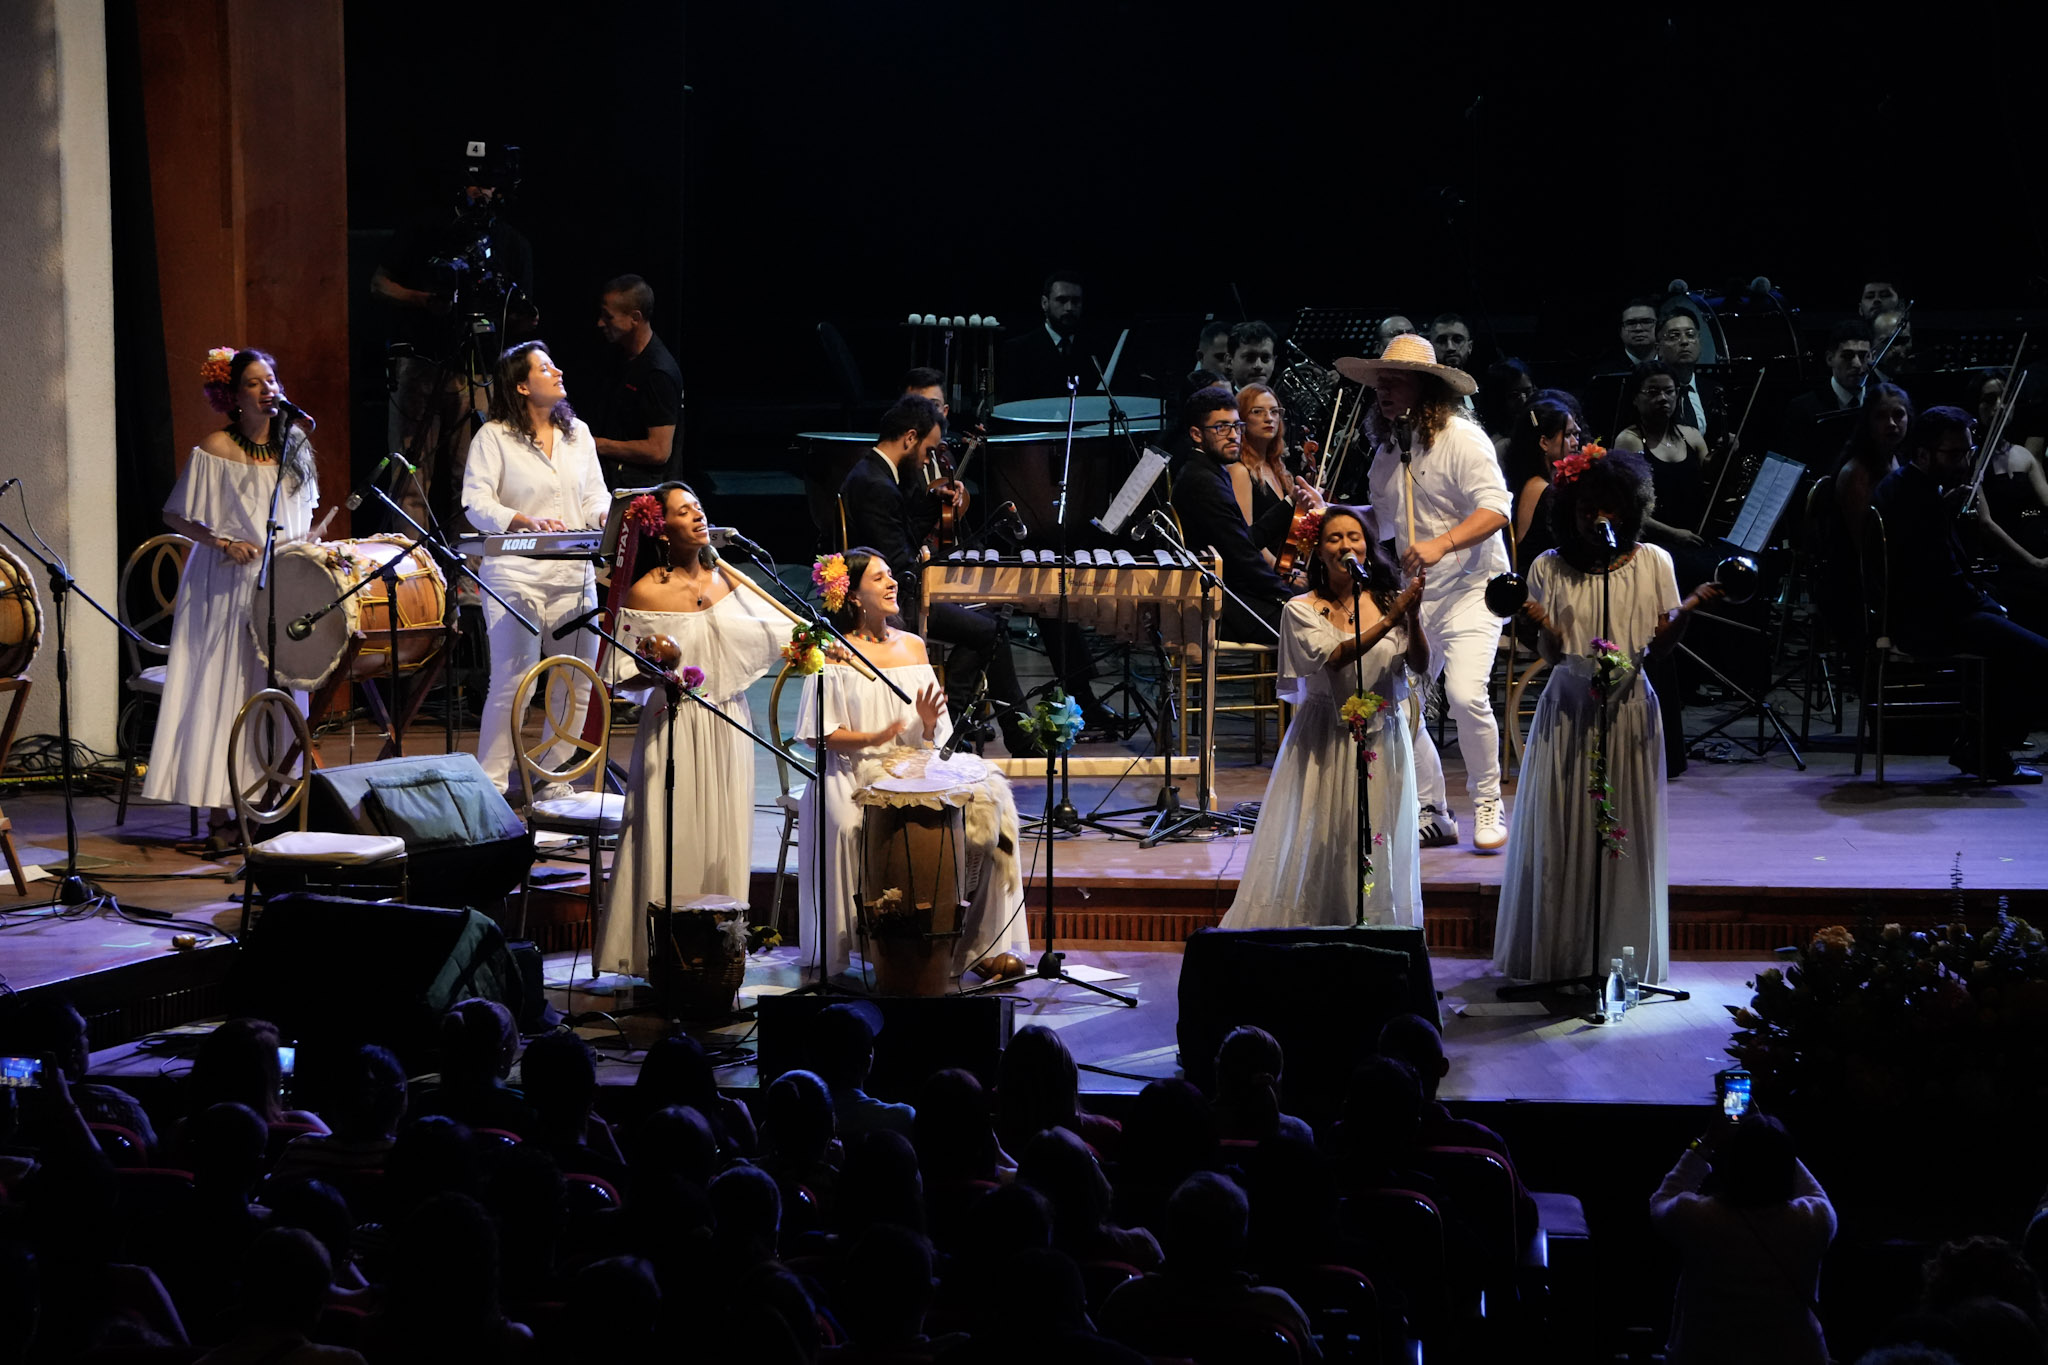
[726,540,907,995]
[0,511,147,911]
[257,409,295,694]
[1498,531,1688,1017]
[1134,512,1269,848]
[1350,567,1371,928]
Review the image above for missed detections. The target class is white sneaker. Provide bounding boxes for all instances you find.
[1418,804,1459,848]
[1473,797,1508,852]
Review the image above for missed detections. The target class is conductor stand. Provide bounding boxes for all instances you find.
[0,508,147,911]
[725,538,908,997]
[1498,525,1688,1018]
[1134,509,1277,848]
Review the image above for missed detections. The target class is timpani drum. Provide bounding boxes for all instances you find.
[855,750,993,996]
[0,544,42,679]
[250,537,447,691]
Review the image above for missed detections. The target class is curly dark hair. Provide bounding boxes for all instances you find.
[488,341,577,448]
[1303,504,1403,614]
[1549,448,1656,572]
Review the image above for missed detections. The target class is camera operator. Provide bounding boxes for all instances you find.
[370,138,537,533]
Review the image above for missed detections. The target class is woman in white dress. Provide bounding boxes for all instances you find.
[793,548,950,980]
[1224,505,1429,929]
[593,482,787,980]
[1492,448,1721,987]
[146,347,320,848]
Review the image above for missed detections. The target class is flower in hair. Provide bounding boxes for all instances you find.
[627,493,664,540]
[1549,442,1608,487]
[1287,507,1324,560]
[812,553,851,612]
[200,346,238,413]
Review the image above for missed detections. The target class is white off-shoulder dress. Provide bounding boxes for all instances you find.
[594,590,786,979]
[143,443,317,811]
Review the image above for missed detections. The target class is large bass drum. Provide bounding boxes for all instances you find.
[250,537,447,691]
[0,543,43,679]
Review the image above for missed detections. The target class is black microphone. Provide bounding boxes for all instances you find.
[1125,519,1150,544]
[1595,515,1618,551]
[0,478,19,493]
[708,526,766,557]
[275,395,317,431]
[995,501,1029,541]
[286,615,317,641]
[1667,278,1691,297]
[1345,557,1372,591]
[551,606,602,641]
[345,452,419,510]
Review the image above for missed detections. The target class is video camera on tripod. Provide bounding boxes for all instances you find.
[422,140,532,336]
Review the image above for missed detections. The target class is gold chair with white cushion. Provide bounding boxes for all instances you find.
[229,689,408,933]
[116,534,195,832]
[511,654,623,980]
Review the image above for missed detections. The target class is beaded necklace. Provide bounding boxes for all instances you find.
[225,425,279,462]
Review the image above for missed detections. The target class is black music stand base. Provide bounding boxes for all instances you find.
[1679,643,1806,769]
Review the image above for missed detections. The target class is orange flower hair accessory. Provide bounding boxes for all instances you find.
[1549,442,1608,487]
[812,553,851,612]
[199,346,238,413]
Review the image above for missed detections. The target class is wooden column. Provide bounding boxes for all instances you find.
[138,0,351,531]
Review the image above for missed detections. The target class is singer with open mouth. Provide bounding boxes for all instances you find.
[150,346,322,852]
[1221,505,1427,930]
[462,341,611,794]
[591,481,788,981]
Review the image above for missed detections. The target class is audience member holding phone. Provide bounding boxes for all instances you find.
[1649,1109,1837,1365]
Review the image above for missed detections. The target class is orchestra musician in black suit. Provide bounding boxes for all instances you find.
[840,396,1034,754]
[1780,318,1888,466]
[998,271,1096,402]
[1170,387,1322,642]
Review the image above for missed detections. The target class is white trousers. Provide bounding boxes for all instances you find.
[1410,579,1503,811]
[475,575,600,790]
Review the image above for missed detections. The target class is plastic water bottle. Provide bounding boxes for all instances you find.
[1605,958,1628,1020]
[1622,946,1640,1010]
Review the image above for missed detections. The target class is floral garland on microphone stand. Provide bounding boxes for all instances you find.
[1339,689,1389,896]
[782,553,851,674]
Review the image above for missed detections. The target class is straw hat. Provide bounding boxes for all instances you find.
[1334,333,1478,396]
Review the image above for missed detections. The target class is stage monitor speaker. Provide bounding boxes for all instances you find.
[226,893,523,1073]
[1178,925,1439,1112]
[756,994,1016,1103]
[307,753,531,911]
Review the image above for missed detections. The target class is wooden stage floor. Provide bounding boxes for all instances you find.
[6,694,2039,1108]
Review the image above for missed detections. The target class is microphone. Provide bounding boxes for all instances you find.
[1595,515,1618,551]
[345,452,419,510]
[275,394,317,431]
[1748,276,1774,295]
[286,615,317,641]
[1125,518,1150,544]
[994,501,1029,542]
[1344,557,1372,591]
[551,606,602,641]
[1667,278,1691,297]
[708,526,766,557]
[0,478,19,493]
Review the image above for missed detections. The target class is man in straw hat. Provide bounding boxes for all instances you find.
[1339,334,1512,852]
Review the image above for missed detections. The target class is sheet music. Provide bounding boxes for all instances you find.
[1726,453,1804,554]
[1094,445,1172,535]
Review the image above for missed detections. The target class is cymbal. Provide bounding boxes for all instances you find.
[991,397,1167,426]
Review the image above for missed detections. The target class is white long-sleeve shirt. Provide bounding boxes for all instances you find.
[1366,413,1510,595]
[462,417,610,588]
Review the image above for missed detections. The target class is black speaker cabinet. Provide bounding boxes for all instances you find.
[756,994,1016,1102]
[1178,925,1439,1110]
[306,752,531,911]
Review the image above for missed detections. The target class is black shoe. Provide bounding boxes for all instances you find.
[1992,763,2045,786]
[1080,707,1128,741]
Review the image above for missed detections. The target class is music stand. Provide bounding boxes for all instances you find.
[1683,453,1808,766]
[1287,307,1395,360]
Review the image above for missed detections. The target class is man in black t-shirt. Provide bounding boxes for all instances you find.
[591,274,686,490]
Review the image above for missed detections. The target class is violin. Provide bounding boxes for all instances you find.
[1272,437,1321,581]
[927,426,984,554]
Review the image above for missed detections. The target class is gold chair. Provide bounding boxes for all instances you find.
[511,654,624,979]
[765,662,807,940]
[115,534,196,833]
[1180,638,1285,764]
[228,689,408,933]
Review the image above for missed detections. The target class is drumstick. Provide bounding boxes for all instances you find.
[310,507,338,540]
[717,562,878,680]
